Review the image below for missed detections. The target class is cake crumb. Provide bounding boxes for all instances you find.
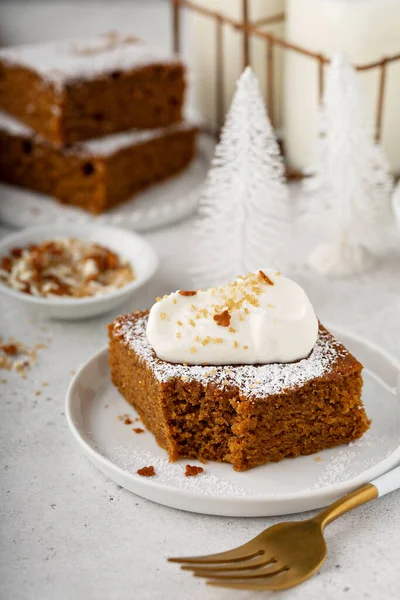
[35,390,42,396]
[124,417,132,425]
[137,466,155,477]
[314,456,322,462]
[185,465,204,477]
[133,427,145,434]
[179,290,197,296]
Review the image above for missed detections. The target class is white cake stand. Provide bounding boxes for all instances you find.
[0,135,214,232]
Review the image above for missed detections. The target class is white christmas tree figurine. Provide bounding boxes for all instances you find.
[303,52,394,276]
[192,67,290,289]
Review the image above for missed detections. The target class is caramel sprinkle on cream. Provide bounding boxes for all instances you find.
[259,270,274,285]
[179,290,197,296]
[213,309,231,327]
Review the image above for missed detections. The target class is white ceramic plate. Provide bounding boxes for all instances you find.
[0,224,158,320]
[66,327,400,517]
[0,136,213,232]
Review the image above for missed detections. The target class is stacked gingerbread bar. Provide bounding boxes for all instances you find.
[0,34,197,214]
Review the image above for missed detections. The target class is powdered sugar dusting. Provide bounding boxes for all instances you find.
[0,111,31,137]
[112,313,353,398]
[79,122,195,157]
[0,35,182,89]
[0,110,196,158]
[105,445,249,497]
[305,429,392,491]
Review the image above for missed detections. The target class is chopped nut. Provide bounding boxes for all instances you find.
[0,238,134,298]
[1,344,18,356]
[133,427,145,434]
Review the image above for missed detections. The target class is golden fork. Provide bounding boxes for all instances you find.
[169,468,400,591]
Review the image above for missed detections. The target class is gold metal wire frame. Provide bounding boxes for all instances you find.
[171,0,400,176]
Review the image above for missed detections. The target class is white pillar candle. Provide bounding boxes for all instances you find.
[187,0,285,131]
[284,0,400,174]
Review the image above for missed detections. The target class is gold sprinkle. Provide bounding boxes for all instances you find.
[276,271,281,276]
[177,321,183,326]
[212,338,223,344]
[156,296,162,302]
[229,327,236,333]
[196,314,201,319]
[160,312,167,320]
[244,345,249,350]
[189,319,196,327]
[234,341,239,349]
[163,294,168,299]
[244,308,249,315]
[176,332,182,338]
[194,336,200,342]
[201,338,211,346]
[190,346,196,354]
[173,298,177,304]
[268,304,275,308]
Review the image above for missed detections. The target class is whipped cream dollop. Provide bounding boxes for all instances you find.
[146,270,319,366]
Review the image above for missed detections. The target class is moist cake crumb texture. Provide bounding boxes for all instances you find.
[108,311,370,471]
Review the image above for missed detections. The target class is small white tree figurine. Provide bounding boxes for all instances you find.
[304,52,394,276]
[192,67,289,289]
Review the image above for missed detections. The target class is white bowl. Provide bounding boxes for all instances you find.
[0,224,158,320]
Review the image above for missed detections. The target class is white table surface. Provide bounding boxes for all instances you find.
[1,2,400,599]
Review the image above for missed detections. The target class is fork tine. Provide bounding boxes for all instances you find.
[206,569,295,591]
[183,556,277,573]
[168,541,264,565]
[195,565,288,581]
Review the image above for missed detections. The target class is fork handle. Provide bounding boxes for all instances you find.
[370,464,400,497]
[316,465,400,529]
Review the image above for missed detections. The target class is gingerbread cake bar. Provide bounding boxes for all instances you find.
[0,111,197,215]
[108,311,370,472]
[0,34,186,145]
